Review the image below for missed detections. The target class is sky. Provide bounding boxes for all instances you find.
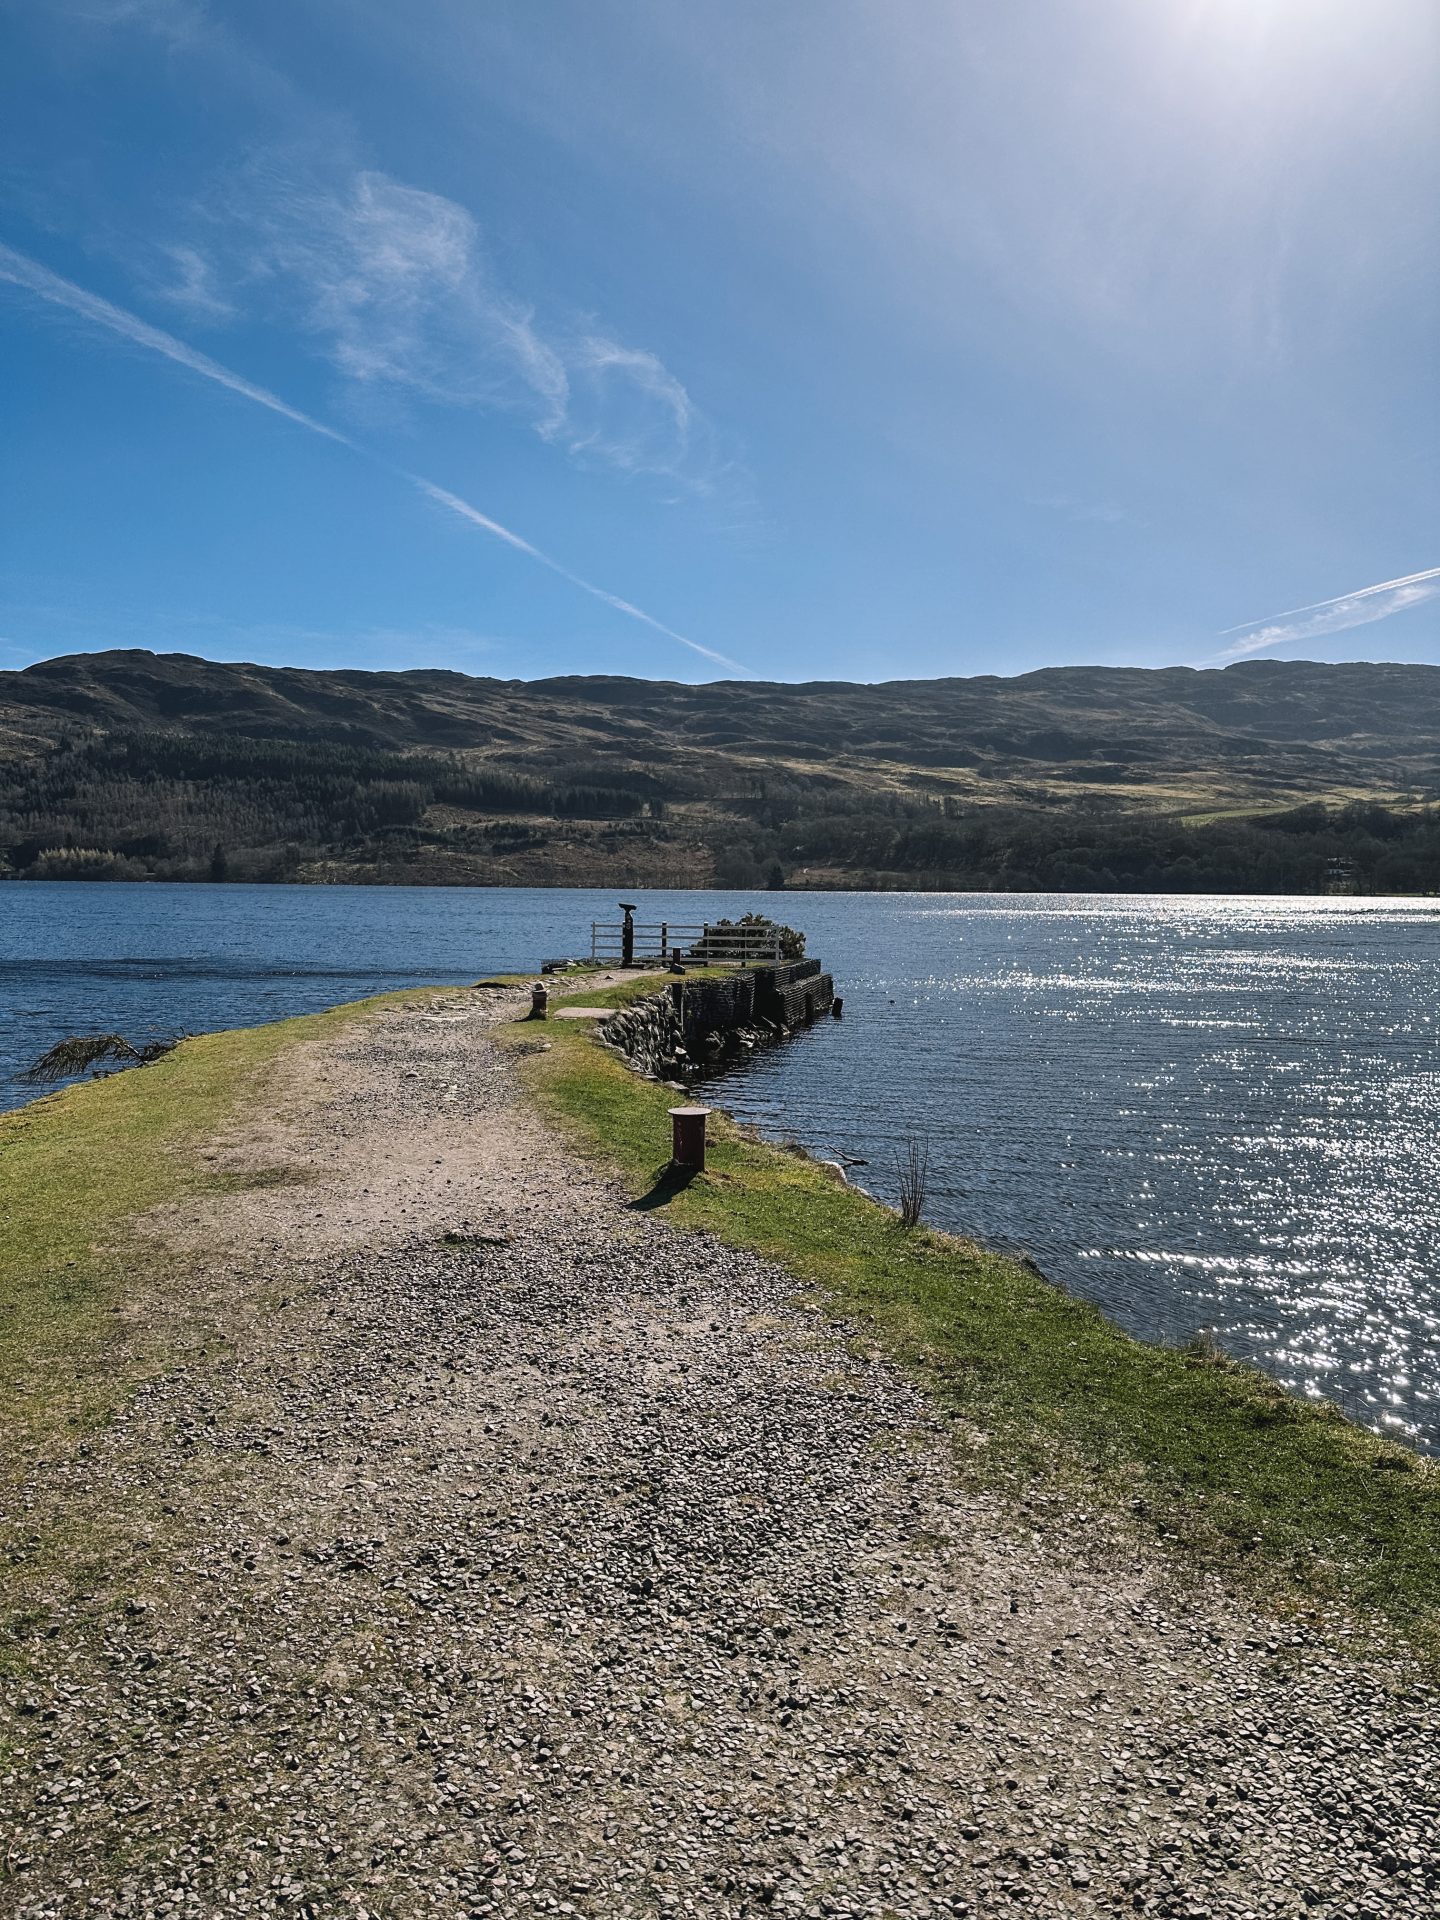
[1,0,1436,685]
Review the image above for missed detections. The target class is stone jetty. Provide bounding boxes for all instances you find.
[597,959,835,1080]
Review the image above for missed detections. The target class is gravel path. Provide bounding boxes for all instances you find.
[1,987,1436,1919]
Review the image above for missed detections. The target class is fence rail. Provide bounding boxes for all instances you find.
[589,920,782,965]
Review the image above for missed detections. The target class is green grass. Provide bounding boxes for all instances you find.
[511,980,1440,1655]
[0,989,441,1466]
[556,965,731,1007]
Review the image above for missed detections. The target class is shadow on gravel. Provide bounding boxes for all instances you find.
[628,1164,701,1212]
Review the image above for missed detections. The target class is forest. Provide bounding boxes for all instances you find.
[709,793,1440,893]
[1,724,1436,894]
[0,732,659,879]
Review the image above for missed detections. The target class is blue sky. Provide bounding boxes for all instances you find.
[1,0,1436,684]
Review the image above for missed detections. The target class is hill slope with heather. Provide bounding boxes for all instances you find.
[1,649,1437,890]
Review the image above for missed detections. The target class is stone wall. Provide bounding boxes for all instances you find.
[752,959,832,1032]
[599,962,835,1082]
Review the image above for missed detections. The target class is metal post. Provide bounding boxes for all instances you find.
[668,1104,710,1170]
[620,901,637,967]
[660,921,668,962]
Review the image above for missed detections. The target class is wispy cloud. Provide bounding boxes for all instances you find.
[177,164,726,494]
[151,242,235,320]
[59,0,202,47]
[20,7,746,505]
[564,336,697,480]
[1216,566,1440,660]
[229,169,570,432]
[1033,493,1135,527]
[0,241,746,674]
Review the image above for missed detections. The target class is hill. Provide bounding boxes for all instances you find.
[1,649,1438,891]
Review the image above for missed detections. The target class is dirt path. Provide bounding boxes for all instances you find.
[1,987,1436,1920]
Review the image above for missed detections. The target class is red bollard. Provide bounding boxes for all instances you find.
[668,1104,710,1171]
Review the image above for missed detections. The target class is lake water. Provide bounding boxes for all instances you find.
[3,883,1437,1447]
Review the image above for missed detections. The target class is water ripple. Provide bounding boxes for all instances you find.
[703,892,1440,1450]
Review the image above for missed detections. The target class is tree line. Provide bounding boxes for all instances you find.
[711,798,1440,894]
[0,732,652,881]
[1,729,1436,892]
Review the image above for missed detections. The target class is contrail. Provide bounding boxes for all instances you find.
[0,240,747,674]
[0,241,354,449]
[1220,566,1440,636]
[402,476,742,669]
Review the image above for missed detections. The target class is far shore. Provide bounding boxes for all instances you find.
[4,871,1438,898]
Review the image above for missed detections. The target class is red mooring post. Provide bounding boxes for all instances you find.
[669,1104,710,1171]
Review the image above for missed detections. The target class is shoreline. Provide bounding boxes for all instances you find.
[5,873,1440,898]
[2,977,1438,1913]
[4,973,1437,1646]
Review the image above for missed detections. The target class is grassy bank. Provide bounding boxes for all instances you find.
[0,992,428,1468]
[510,978,1440,1656]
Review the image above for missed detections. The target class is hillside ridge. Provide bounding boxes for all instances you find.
[2,649,1437,890]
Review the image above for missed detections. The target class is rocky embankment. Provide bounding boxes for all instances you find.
[598,960,835,1080]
